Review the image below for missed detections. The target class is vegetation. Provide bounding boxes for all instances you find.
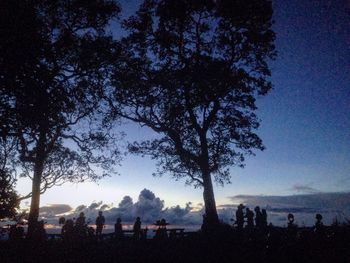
[0,171,19,220]
[109,0,276,227]
[0,137,19,220]
[0,0,121,235]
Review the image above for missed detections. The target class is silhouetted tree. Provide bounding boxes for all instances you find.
[0,138,19,220]
[110,0,276,227]
[0,171,19,220]
[0,0,121,235]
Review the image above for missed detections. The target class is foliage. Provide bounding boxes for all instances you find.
[0,0,122,232]
[110,0,276,224]
[0,138,19,220]
[112,0,275,186]
[0,174,19,220]
[0,0,121,199]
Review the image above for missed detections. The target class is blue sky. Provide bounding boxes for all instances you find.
[17,0,350,215]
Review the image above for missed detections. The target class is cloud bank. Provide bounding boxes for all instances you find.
[226,192,350,226]
[40,189,201,226]
[39,190,350,227]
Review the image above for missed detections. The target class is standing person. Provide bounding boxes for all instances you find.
[314,213,325,237]
[95,211,105,237]
[261,209,268,227]
[254,206,263,228]
[235,204,245,230]
[62,219,74,242]
[76,212,86,227]
[114,218,123,240]
[245,208,254,228]
[133,217,141,240]
[287,213,297,241]
[75,212,87,238]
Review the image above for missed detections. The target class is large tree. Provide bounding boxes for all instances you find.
[110,0,276,227]
[0,0,121,235]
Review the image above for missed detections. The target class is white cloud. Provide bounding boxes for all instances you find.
[38,190,350,228]
[42,189,198,225]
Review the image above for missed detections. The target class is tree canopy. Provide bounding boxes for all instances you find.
[110,0,276,227]
[0,0,121,234]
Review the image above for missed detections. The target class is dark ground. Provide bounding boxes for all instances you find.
[1,226,350,263]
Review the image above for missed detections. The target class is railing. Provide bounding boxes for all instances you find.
[46,228,197,240]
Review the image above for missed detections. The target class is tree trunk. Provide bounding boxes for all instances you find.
[27,158,44,237]
[27,130,46,238]
[202,169,219,229]
[198,131,219,230]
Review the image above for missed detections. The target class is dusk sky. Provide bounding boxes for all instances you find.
[16,0,350,222]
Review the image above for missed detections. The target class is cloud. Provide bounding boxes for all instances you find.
[38,190,350,228]
[134,189,164,221]
[100,204,110,211]
[75,205,87,212]
[227,192,350,226]
[88,201,103,210]
[51,189,198,225]
[290,184,319,194]
[39,204,73,217]
[39,204,73,224]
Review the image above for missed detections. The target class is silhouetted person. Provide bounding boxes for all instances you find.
[287,213,297,241]
[315,213,323,231]
[75,212,87,239]
[133,217,141,240]
[154,218,168,240]
[114,218,123,240]
[261,209,268,227]
[235,204,245,229]
[314,213,325,237]
[245,208,254,228]
[254,206,263,228]
[62,219,74,242]
[287,213,296,228]
[95,211,105,237]
[76,212,86,227]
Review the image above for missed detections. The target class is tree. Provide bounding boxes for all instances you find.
[0,0,121,235]
[0,139,19,220]
[110,0,276,227]
[0,171,19,220]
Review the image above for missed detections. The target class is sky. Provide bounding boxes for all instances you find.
[16,0,350,225]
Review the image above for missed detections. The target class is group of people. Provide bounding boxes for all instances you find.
[59,211,148,241]
[6,206,329,243]
[114,216,145,240]
[234,204,268,229]
[60,211,105,241]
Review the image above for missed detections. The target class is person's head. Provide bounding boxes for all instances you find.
[238,204,245,210]
[316,213,323,221]
[117,218,121,223]
[288,213,294,222]
[98,211,103,216]
[254,206,260,212]
[136,217,140,221]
